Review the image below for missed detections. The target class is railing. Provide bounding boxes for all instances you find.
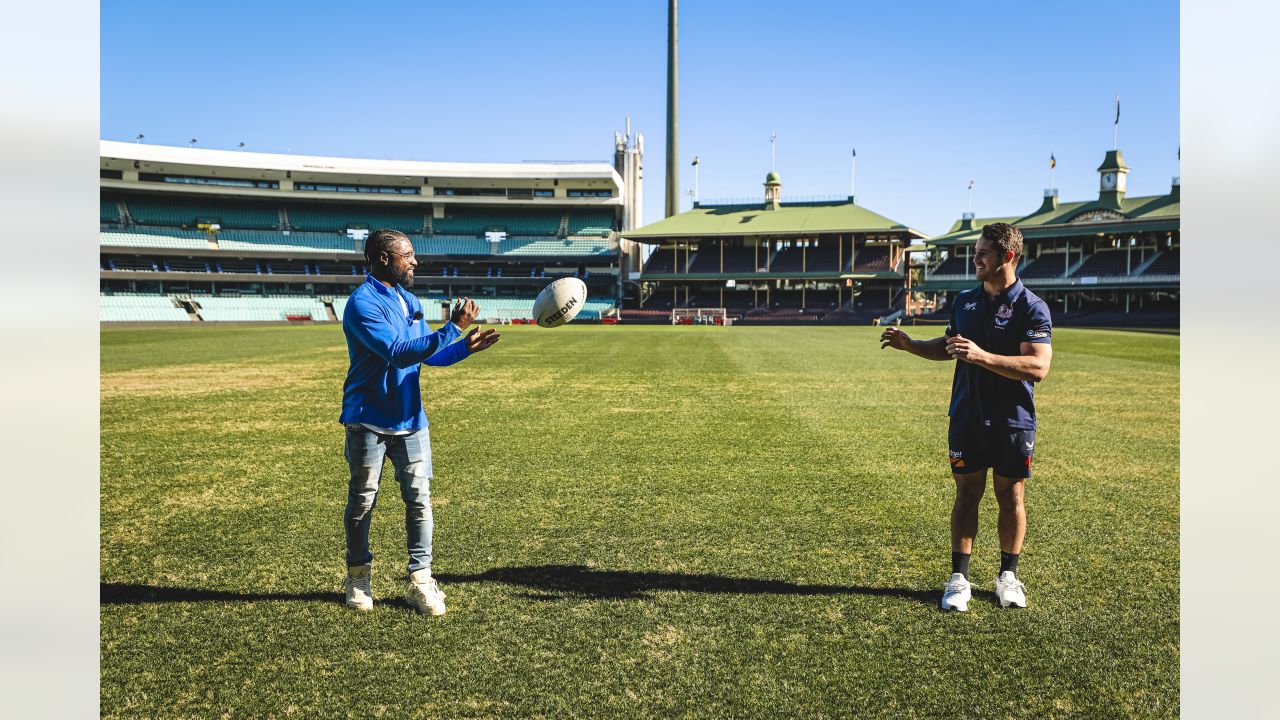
[697,194,852,207]
[924,273,1179,285]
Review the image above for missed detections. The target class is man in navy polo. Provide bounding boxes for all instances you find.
[339,229,500,615]
[880,222,1052,611]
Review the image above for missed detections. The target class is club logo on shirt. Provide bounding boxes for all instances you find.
[993,303,1013,329]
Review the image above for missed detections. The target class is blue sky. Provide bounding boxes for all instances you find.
[101,1,1179,236]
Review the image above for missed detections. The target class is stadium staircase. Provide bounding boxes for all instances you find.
[557,212,570,237]
[1132,251,1163,275]
[1064,254,1089,277]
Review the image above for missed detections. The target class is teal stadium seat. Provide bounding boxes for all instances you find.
[498,237,614,256]
[287,206,424,233]
[101,199,121,224]
[126,199,279,229]
[194,296,329,322]
[101,228,209,250]
[567,209,614,236]
[99,293,191,322]
[432,209,561,236]
[217,230,355,253]
[411,235,490,255]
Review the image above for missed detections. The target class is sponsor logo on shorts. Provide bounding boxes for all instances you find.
[1025,441,1034,450]
[948,450,965,469]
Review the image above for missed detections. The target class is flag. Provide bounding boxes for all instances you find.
[1050,153,1056,169]
[1114,95,1120,125]
[852,148,857,158]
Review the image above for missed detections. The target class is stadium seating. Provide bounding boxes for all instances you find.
[929,256,970,276]
[101,228,209,250]
[217,230,356,253]
[101,199,121,224]
[161,258,213,273]
[214,259,261,274]
[567,210,614,236]
[126,198,279,229]
[99,293,190,322]
[107,256,160,271]
[1019,255,1067,279]
[770,243,845,272]
[286,205,424,234]
[852,246,891,272]
[1141,248,1179,276]
[433,209,561,236]
[1071,250,1130,277]
[642,247,680,274]
[194,295,328,322]
[412,235,490,255]
[332,297,349,321]
[498,237,613,256]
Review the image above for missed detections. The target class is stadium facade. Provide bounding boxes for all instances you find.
[915,148,1180,327]
[100,133,644,323]
[620,172,928,324]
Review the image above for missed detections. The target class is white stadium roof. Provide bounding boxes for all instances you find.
[100,140,622,186]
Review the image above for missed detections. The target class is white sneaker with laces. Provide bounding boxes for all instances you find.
[344,564,373,611]
[406,569,447,616]
[941,572,972,611]
[995,571,1027,608]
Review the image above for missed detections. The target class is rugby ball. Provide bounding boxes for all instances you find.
[532,277,588,327]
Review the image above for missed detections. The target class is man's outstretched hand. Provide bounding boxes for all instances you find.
[464,327,501,353]
[450,297,480,330]
[879,326,912,351]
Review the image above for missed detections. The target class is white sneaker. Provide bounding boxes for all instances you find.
[941,573,972,611]
[406,569,447,616]
[344,564,373,611]
[995,571,1027,608]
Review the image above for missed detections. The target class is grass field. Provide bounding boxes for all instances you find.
[100,323,1179,719]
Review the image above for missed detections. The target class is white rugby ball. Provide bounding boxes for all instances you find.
[533,277,588,327]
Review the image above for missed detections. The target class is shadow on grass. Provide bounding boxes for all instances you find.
[437,565,938,605]
[101,565,940,607]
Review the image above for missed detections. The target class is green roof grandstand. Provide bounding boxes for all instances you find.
[915,147,1179,325]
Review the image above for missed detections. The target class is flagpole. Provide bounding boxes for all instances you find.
[850,148,856,200]
[1113,95,1119,150]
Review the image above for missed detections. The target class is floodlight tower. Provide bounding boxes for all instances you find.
[665,0,679,218]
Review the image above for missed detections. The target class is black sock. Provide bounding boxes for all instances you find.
[1000,551,1019,575]
[951,551,971,578]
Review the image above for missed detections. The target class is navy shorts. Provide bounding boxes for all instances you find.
[947,422,1036,479]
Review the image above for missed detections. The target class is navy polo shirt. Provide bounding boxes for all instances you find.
[945,279,1052,430]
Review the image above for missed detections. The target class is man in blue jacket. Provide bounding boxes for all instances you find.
[880,223,1052,612]
[339,229,500,614]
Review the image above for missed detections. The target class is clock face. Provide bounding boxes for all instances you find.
[1102,172,1116,190]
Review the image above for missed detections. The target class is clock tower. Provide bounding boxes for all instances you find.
[1096,149,1130,210]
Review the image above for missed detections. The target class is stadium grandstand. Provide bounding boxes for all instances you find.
[913,148,1180,328]
[100,133,646,323]
[619,171,927,324]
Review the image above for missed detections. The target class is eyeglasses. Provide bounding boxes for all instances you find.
[384,249,416,260]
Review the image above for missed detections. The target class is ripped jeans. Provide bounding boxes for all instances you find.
[343,424,434,574]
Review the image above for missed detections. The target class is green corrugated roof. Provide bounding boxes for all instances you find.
[928,191,1178,247]
[622,200,924,241]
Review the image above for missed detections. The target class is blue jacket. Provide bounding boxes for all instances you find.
[339,275,470,431]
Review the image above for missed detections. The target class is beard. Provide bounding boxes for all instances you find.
[391,265,415,288]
